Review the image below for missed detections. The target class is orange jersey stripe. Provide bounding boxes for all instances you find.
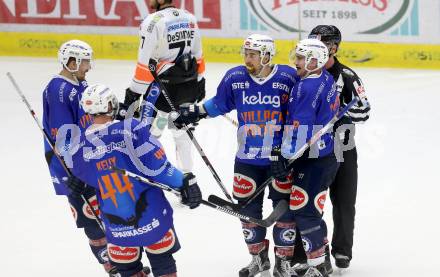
[197,58,206,74]
[134,63,154,83]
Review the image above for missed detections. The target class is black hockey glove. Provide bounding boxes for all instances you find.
[65,175,87,198]
[270,147,290,182]
[122,88,142,118]
[180,173,202,209]
[171,103,207,129]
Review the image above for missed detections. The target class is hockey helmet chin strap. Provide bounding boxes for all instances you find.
[250,54,273,79]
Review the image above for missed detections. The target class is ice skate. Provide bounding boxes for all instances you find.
[239,240,271,277]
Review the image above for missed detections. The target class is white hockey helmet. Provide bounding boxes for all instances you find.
[242,34,276,65]
[81,84,119,117]
[295,38,329,71]
[58,40,93,72]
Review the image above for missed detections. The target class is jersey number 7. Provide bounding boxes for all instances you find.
[169,40,191,59]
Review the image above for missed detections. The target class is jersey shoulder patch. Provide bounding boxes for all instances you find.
[144,13,165,33]
[223,66,247,82]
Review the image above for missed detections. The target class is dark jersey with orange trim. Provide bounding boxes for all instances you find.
[129,7,204,95]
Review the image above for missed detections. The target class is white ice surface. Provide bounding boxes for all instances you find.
[1,57,439,276]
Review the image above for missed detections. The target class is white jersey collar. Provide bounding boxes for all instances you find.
[54,74,79,86]
[249,64,278,85]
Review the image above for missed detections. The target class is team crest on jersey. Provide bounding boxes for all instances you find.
[280,228,296,244]
[98,248,109,263]
[289,186,308,210]
[145,229,176,254]
[108,244,140,263]
[271,173,293,194]
[233,174,256,198]
[82,195,100,220]
[314,191,327,214]
[302,237,312,252]
[242,228,256,242]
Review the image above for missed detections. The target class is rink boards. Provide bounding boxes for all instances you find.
[1,31,439,70]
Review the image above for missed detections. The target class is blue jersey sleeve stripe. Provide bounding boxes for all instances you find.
[203,98,223,118]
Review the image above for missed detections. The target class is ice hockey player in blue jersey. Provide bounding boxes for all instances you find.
[69,84,202,277]
[271,39,340,277]
[173,34,297,277]
[42,40,117,274]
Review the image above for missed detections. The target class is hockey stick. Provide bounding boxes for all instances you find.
[111,166,287,228]
[148,64,234,203]
[6,72,105,231]
[222,114,238,127]
[209,96,360,211]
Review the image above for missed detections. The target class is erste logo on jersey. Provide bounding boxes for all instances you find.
[233,174,256,198]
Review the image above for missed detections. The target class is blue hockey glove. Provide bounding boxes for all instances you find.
[270,147,290,182]
[180,173,202,209]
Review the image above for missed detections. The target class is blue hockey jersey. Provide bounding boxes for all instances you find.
[203,65,297,165]
[71,119,184,247]
[282,70,339,159]
[42,75,91,195]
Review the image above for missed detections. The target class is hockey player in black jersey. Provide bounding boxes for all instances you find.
[306,25,371,271]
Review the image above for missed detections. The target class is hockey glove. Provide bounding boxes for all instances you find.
[65,175,87,198]
[180,173,202,209]
[122,88,142,118]
[171,103,207,129]
[270,147,290,182]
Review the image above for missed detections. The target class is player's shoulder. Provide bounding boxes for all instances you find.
[274,64,297,82]
[222,65,248,82]
[300,71,329,90]
[323,69,335,83]
[46,75,80,102]
[141,10,167,31]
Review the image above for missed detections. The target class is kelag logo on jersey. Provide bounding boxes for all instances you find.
[242,91,281,108]
[241,0,417,36]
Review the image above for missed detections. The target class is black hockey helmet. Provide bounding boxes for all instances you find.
[308,25,342,45]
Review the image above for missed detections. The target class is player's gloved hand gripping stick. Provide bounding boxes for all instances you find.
[148,63,235,204]
[209,95,363,211]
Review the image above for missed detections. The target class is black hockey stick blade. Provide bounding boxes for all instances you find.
[208,194,242,211]
[206,195,289,227]
[261,199,289,227]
